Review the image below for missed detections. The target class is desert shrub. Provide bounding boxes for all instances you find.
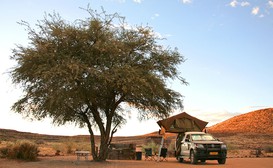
[0,141,14,158]
[76,142,91,151]
[227,143,237,150]
[13,141,39,161]
[35,139,45,145]
[66,145,73,154]
[51,142,75,155]
[52,143,63,154]
[65,141,75,154]
[0,146,9,158]
[55,150,61,156]
[264,145,273,153]
[3,141,39,161]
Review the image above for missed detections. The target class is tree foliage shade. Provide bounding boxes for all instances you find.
[10,8,187,161]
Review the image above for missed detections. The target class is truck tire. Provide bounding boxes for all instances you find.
[218,158,226,164]
[190,150,198,164]
[179,157,184,163]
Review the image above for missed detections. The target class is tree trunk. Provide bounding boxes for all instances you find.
[85,119,110,161]
[97,140,109,161]
[82,113,100,161]
[85,120,98,161]
[89,132,98,160]
[83,107,118,161]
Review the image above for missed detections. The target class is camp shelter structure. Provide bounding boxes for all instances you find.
[157,112,208,133]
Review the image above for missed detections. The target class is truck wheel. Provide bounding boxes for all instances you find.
[190,151,198,164]
[179,157,184,163]
[218,158,226,164]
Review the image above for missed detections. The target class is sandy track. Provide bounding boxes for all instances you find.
[0,156,272,168]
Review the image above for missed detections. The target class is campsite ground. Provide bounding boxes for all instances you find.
[1,130,273,168]
[1,122,273,168]
[0,156,272,168]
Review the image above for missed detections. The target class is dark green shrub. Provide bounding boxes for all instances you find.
[0,146,9,158]
[3,141,39,161]
[264,145,273,153]
[18,141,39,160]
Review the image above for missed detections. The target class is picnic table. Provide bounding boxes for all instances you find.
[75,151,90,161]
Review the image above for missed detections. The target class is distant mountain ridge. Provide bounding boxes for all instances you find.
[208,108,273,134]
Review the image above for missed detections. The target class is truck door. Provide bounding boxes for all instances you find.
[175,133,184,156]
[181,134,191,156]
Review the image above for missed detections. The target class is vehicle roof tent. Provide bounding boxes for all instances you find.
[157,112,208,133]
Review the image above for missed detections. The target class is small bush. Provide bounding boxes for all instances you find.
[0,146,9,158]
[227,143,237,150]
[65,141,75,154]
[2,141,39,161]
[51,142,74,155]
[264,145,273,153]
[55,150,61,156]
[35,139,45,145]
[76,143,91,151]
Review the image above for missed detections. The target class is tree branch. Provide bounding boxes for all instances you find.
[108,121,119,145]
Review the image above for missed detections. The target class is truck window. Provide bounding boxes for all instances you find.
[192,134,202,141]
[191,134,217,141]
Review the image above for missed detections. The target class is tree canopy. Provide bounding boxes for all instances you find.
[10,8,187,161]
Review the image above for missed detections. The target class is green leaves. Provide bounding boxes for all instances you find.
[10,7,186,145]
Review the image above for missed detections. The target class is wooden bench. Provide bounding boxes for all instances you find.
[75,151,90,161]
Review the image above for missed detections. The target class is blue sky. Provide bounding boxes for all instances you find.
[1,0,272,136]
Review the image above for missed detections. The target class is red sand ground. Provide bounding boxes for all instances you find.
[0,156,272,168]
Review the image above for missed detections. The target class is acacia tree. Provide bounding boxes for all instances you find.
[10,8,187,161]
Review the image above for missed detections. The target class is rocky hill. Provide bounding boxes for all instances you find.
[208,108,273,134]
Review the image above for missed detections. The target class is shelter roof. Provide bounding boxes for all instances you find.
[157,112,208,133]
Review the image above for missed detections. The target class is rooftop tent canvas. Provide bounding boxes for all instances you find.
[157,112,208,133]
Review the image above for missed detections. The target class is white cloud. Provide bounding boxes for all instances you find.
[184,109,241,127]
[268,1,273,8]
[229,0,238,7]
[227,1,272,17]
[229,1,251,7]
[252,6,260,15]
[241,1,250,7]
[151,13,159,20]
[181,0,192,4]
[133,0,142,3]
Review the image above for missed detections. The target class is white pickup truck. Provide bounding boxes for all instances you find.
[175,132,227,164]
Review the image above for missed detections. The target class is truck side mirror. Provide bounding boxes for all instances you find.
[185,138,190,142]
